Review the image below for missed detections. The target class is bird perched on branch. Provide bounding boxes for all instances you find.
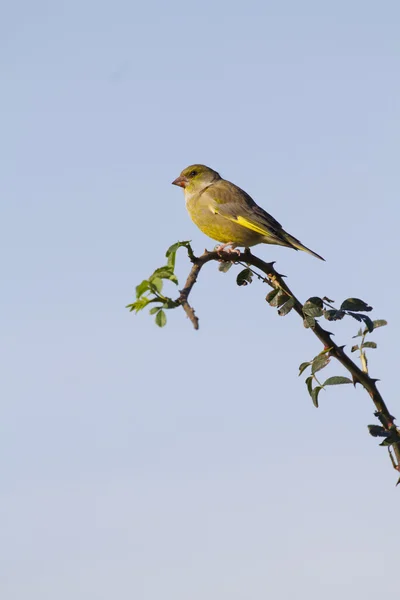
[172,164,324,260]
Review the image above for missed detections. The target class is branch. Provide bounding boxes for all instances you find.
[176,248,400,474]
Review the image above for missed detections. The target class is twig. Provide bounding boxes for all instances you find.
[176,248,400,472]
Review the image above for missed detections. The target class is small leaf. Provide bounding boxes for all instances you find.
[148,277,163,293]
[361,341,377,349]
[155,309,167,327]
[380,437,396,447]
[303,315,316,329]
[351,345,359,353]
[347,311,363,323]
[303,297,324,318]
[278,297,295,316]
[323,376,352,386]
[359,314,374,333]
[149,306,161,315]
[269,290,289,307]
[352,327,364,338]
[135,279,150,299]
[311,386,322,408]
[324,309,345,321]
[299,362,311,376]
[372,319,387,329]
[341,298,373,312]
[305,376,314,397]
[236,268,253,286]
[126,297,151,313]
[378,429,400,446]
[166,241,182,257]
[266,289,280,304]
[150,266,173,279]
[358,319,387,336]
[165,240,192,267]
[165,243,179,269]
[368,425,388,438]
[312,354,330,374]
[150,267,178,284]
[219,261,233,273]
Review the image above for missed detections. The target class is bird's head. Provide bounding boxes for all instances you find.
[172,164,221,193]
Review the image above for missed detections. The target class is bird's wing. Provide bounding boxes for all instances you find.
[202,180,290,245]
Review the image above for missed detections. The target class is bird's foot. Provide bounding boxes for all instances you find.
[215,242,241,256]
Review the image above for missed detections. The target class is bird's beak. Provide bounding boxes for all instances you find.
[172,175,189,188]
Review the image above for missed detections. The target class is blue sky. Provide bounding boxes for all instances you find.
[1,1,400,598]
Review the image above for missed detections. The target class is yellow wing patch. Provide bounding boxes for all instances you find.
[212,208,281,242]
[235,215,269,236]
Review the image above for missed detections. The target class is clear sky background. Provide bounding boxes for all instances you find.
[1,1,399,598]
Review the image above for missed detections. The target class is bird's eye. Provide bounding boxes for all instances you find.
[189,170,197,177]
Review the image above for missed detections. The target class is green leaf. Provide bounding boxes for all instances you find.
[269,290,289,307]
[236,268,253,286]
[219,261,233,273]
[347,311,363,323]
[166,244,179,269]
[305,376,314,397]
[126,297,151,313]
[149,306,161,315]
[361,341,377,349]
[378,429,400,446]
[356,319,387,336]
[165,240,192,268]
[150,267,178,285]
[380,437,395,447]
[303,316,316,329]
[324,309,345,321]
[265,289,280,304]
[341,298,373,312]
[311,386,322,408]
[312,353,330,374]
[135,279,150,299]
[303,297,324,318]
[149,277,163,295]
[299,362,311,376]
[278,297,295,316]
[359,314,374,333]
[372,319,387,329]
[351,345,359,353]
[155,309,167,327]
[323,376,352,386]
[367,425,388,438]
[150,266,173,279]
[352,327,363,338]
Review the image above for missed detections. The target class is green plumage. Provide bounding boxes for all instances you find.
[172,164,324,261]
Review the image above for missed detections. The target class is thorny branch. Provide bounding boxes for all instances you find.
[177,248,400,474]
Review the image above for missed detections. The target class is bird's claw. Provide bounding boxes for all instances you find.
[215,242,241,256]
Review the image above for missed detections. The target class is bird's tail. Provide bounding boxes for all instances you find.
[283,232,325,261]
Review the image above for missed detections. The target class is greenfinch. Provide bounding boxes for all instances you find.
[172,164,324,260]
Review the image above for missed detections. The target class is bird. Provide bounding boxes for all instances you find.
[172,164,324,260]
